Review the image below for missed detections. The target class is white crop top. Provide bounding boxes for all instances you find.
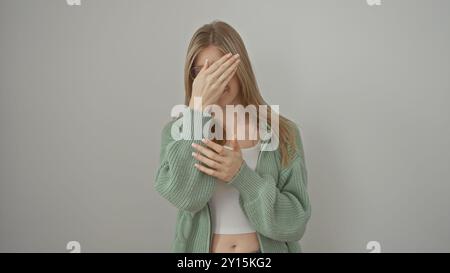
[208,141,261,234]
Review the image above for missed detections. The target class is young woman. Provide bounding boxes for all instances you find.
[155,20,311,253]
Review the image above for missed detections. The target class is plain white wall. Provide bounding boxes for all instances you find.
[1,0,449,252]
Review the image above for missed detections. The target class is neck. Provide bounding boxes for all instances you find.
[216,103,259,144]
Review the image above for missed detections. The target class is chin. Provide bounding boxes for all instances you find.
[218,89,238,107]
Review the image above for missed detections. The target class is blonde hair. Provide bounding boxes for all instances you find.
[184,20,298,167]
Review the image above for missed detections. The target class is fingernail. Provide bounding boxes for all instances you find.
[191,143,196,147]
[227,53,232,57]
[234,54,240,58]
[192,152,196,157]
[201,138,207,143]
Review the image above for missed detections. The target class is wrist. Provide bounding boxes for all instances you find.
[189,96,207,111]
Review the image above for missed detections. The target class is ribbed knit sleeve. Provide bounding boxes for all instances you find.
[228,126,311,242]
[154,108,217,214]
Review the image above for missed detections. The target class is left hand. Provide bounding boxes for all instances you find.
[192,137,243,182]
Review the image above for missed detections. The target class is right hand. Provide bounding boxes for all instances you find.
[189,53,241,111]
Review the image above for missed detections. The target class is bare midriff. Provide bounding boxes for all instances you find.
[210,232,260,253]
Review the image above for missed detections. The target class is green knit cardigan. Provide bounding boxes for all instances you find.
[154,108,311,253]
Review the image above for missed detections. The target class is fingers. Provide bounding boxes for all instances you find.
[193,59,209,79]
[193,137,242,182]
[205,53,233,75]
[192,151,221,170]
[231,135,241,152]
[217,61,239,87]
[210,54,240,81]
[194,163,218,177]
[202,58,209,71]
[191,143,224,163]
[201,138,225,154]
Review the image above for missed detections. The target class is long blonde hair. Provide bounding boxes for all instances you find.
[184,20,298,167]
